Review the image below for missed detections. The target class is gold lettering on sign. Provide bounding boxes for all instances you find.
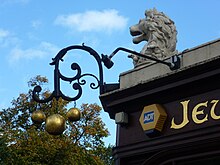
[210,100,220,120]
[171,100,190,129]
[170,99,220,130]
[192,101,208,124]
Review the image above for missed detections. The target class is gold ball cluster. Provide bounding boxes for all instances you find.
[31,108,81,135]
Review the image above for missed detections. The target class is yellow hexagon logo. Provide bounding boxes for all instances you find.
[139,104,167,137]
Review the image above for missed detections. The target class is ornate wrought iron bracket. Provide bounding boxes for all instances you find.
[103,47,181,70]
[32,45,180,103]
[32,44,113,103]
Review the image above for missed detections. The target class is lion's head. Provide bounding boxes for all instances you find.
[129,8,177,66]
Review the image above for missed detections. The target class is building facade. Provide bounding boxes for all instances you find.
[100,39,220,165]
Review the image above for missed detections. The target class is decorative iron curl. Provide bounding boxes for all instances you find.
[78,73,100,89]
[32,44,105,103]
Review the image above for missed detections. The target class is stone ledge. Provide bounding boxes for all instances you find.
[120,38,220,89]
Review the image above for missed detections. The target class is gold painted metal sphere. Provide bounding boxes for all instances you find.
[31,110,46,124]
[45,114,66,135]
[67,108,81,122]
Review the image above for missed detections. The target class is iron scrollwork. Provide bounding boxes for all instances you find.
[32,44,107,103]
[32,43,180,103]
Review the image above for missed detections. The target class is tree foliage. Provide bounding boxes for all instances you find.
[0,75,113,165]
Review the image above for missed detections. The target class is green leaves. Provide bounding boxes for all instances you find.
[0,76,113,165]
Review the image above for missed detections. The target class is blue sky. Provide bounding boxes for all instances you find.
[1,0,220,145]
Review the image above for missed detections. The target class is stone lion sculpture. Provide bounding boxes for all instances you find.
[129,8,178,66]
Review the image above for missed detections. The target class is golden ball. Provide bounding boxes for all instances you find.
[67,108,81,122]
[31,110,46,124]
[45,114,66,135]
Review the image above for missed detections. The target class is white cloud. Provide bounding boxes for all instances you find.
[18,0,29,3]
[31,20,42,29]
[0,29,9,38]
[1,0,29,5]
[0,28,20,47]
[54,9,128,33]
[9,42,59,63]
